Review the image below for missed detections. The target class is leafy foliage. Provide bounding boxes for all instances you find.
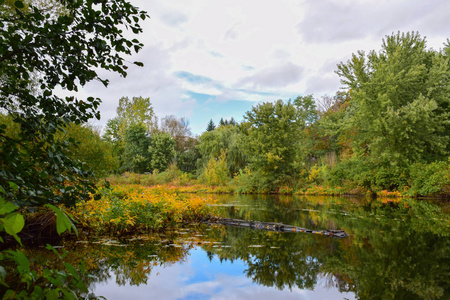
[0,0,148,297]
[60,123,117,179]
[72,184,217,233]
[122,123,152,173]
[0,0,147,206]
[199,149,230,186]
[337,32,450,166]
[242,99,310,189]
[197,124,247,176]
[148,132,176,172]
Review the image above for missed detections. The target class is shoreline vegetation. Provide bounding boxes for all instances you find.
[106,170,450,199]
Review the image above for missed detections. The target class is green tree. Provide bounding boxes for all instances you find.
[206,119,216,132]
[0,0,147,297]
[176,136,199,173]
[197,124,247,176]
[0,0,147,206]
[104,96,155,171]
[199,149,230,186]
[104,96,155,144]
[122,123,152,173]
[62,124,117,179]
[116,96,156,133]
[148,132,176,172]
[242,99,309,189]
[336,32,450,166]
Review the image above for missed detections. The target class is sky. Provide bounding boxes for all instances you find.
[69,0,450,135]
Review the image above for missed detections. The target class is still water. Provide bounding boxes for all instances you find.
[34,195,450,299]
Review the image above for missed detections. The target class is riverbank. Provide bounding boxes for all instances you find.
[106,173,450,199]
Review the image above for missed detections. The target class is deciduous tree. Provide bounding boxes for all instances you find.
[336,32,450,165]
[0,0,147,206]
[243,99,307,188]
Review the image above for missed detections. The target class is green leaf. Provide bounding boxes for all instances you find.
[8,182,18,191]
[0,266,6,280]
[6,250,30,274]
[0,201,18,215]
[64,263,81,281]
[2,212,25,235]
[45,204,78,236]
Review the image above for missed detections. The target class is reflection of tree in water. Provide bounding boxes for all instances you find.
[204,197,450,299]
[17,197,450,299]
[205,227,348,291]
[20,230,211,296]
[323,199,450,300]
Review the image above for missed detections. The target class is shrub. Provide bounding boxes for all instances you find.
[199,150,230,186]
[409,159,450,196]
[72,184,217,233]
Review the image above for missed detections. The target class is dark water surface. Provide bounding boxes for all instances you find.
[31,195,450,299]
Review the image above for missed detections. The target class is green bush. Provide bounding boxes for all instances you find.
[371,164,409,191]
[322,158,373,189]
[199,150,230,186]
[409,159,450,196]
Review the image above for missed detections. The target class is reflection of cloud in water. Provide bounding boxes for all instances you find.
[93,248,355,300]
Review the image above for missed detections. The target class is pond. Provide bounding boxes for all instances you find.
[23,195,450,299]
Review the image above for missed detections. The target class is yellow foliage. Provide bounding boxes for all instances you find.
[71,184,217,233]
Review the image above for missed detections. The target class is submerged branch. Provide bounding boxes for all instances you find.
[204,217,349,238]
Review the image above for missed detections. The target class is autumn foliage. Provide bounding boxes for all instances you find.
[72,185,217,234]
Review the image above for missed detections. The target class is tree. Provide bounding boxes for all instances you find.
[197,124,247,176]
[0,0,147,206]
[62,124,117,179]
[199,149,230,186]
[104,96,156,143]
[242,99,307,188]
[123,123,152,173]
[0,0,147,296]
[103,96,155,171]
[148,132,176,172]
[336,32,450,166]
[116,96,156,133]
[160,115,191,152]
[206,119,215,132]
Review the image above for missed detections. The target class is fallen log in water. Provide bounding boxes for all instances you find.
[205,217,348,238]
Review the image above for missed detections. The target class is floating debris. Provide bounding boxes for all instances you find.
[205,218,348,238]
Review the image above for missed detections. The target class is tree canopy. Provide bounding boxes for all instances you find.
[337,32,450,166]
[0,0,147,206]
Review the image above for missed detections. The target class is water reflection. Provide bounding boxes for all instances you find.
[19,196,450,299]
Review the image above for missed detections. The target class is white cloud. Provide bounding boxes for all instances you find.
[237,62,304,89]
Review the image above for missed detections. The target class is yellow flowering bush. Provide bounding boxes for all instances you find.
[71,185,217,234]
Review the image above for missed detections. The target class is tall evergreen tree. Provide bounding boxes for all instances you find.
[206,119,216,132]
